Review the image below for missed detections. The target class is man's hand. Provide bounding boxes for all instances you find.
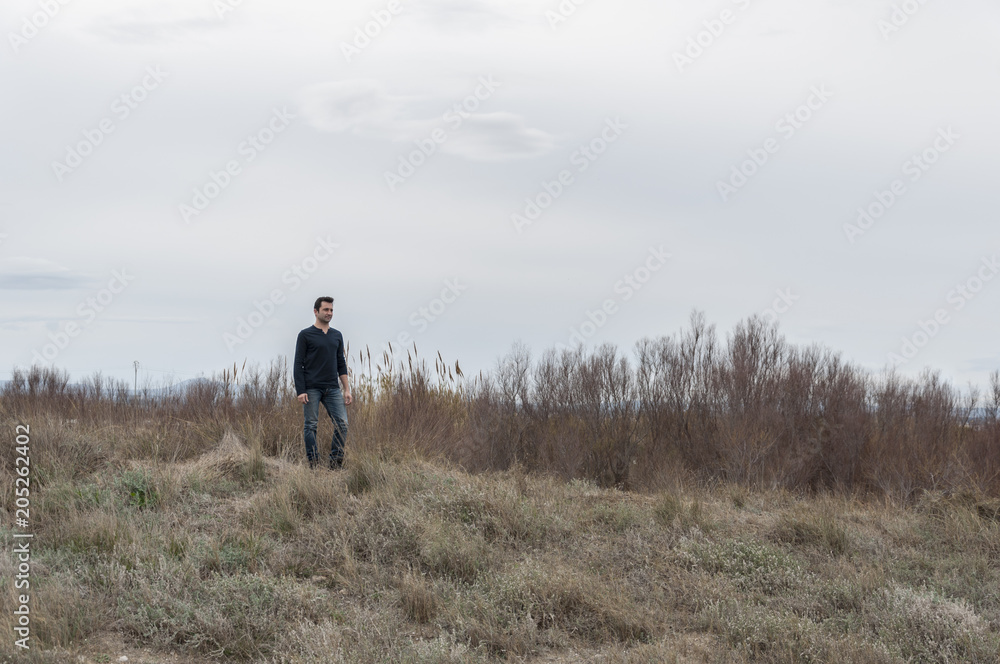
[297,393,309,405]
[343,389,352,406]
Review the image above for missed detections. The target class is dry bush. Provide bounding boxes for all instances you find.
[771,508,851,557]
[4,312,1000,518]
[397,572,440,624]
[450,561,655,657]
[862,583,998,662]
[117,568,334,660]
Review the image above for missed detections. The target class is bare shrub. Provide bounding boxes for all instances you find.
[4,312,1000,499]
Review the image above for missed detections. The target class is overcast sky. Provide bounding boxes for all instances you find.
[1,0,998,390]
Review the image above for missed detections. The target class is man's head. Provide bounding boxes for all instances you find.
[314,296,334,324]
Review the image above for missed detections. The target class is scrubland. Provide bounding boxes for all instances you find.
[2,313,999,663]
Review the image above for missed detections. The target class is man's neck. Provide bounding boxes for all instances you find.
[314,320,330,332]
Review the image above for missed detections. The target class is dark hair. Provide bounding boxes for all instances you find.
[314,296,334,311]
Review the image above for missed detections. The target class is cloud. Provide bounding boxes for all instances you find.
[439,112,557,162]
[0,314,199,326]
[298,79,556,161]
[71,0,232,43]
[0,258,95,291]
[410,0,534,28]
[297,79,408,134]
[90,17,225,44]
[963,357,1000,374]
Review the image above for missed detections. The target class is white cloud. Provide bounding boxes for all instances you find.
[0,258,94,291]
[89,17,225,43]
[439,112,557,161]
[298,79,556,161]
[41,0,232,42]
[409,0,537,28]
[297,79,407,134]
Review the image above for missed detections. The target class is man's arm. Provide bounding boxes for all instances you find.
[340,373,351,405]
[338,334,351,405]
[293,331,308,397]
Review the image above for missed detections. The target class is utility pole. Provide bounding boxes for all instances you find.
[133,361,139,396]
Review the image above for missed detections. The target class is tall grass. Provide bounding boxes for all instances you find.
[2,310,998,502]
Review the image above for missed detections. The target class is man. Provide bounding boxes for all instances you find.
[294,296,352,469]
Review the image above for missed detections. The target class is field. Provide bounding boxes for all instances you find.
[2,315,999,662]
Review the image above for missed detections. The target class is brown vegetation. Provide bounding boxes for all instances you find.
[2,312,999,662]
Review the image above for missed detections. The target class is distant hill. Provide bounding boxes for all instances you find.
[0,376,217,398]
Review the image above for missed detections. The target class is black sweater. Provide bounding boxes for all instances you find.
[293,325,348,395]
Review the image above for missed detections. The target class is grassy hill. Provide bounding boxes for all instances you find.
[3,315,1000,662]
[2,428,999,663]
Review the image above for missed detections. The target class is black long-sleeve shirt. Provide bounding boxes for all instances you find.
[293,325,348,395]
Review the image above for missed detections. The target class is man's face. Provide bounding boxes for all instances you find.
[316,302,333,323]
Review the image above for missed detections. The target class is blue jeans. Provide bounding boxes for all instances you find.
[303,386,348,467]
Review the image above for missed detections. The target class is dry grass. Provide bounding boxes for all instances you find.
[2,438,999,663]
[3,315,1000,662]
